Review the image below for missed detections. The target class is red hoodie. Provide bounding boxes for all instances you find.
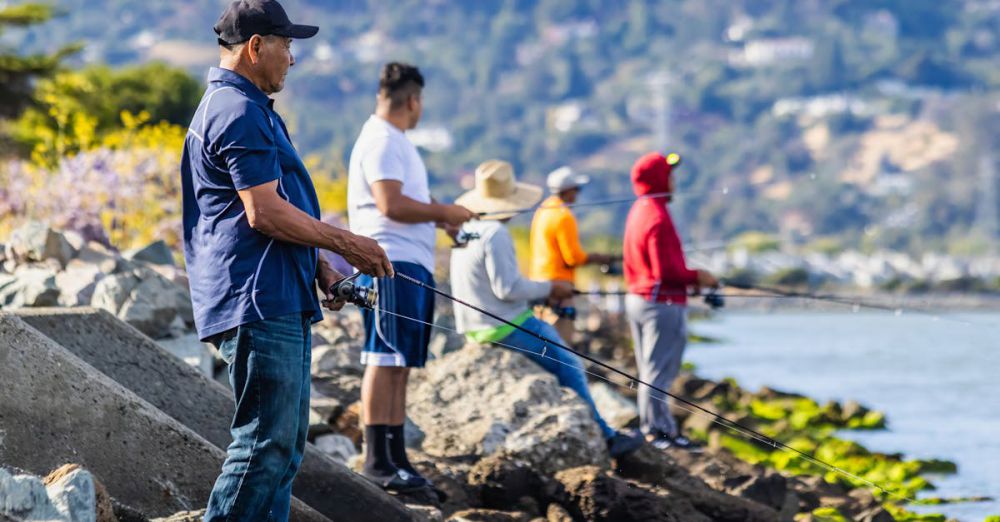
[623,152,698,304]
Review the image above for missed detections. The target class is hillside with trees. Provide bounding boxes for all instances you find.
[3,0,999,254]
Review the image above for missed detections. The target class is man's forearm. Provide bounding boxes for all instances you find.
[380,194,446,224]
[254,198,357,254]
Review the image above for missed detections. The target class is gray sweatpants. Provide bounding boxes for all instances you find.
[625,294,687,437]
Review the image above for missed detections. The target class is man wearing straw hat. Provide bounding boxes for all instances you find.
[450,160,645,458]
[529,166,617,344]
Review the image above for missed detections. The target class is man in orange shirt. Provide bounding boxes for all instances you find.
[529,166,615,343]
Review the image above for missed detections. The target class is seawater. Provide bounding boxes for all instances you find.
[686,312,1000,521]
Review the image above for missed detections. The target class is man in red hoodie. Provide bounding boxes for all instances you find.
[623,152,718,451]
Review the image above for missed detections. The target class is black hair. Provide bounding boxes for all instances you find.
[378,62,424,110]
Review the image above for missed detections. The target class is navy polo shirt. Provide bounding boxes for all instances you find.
[181,67,322,341]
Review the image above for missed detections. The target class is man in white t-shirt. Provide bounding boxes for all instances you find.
[347,62,474,492]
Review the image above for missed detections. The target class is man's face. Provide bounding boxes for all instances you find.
[560,187,580,203]
[253,35,295,94]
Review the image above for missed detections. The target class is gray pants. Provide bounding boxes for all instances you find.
[625,295,687,437]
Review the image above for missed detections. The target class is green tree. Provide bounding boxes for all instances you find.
[12,62,201,165]
[0,3,80,119]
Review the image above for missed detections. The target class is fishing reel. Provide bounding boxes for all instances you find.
[553,305,578,320]
[598,261,622,276]
[702,288,725,310]
[328,273,378,310]
[452,229,481,248]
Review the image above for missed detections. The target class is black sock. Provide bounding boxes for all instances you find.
[363,424,396,476]
[387,424,418,475]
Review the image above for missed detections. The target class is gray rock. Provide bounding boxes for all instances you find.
[0,267,60,307]
[125,240,175,266]
[73,243,120,274]
[311,343,363,376]
[90,269,193,339]
[313,434,359,465]
[55,263,104,306]
[90,271,140,314]
[156,334,214,376]
[61,230,86,252]
[119,273,189,339]
[150,510,206,522]
[0,468,64,521]
[404,416,425,449]
[408,343,609,475]
[46,467,98,522]
[5,221,75,268]
[588,381,639,429]
[429,331,465,359]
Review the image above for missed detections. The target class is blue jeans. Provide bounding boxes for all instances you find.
[498,317,616,439]
[205,313,312,522]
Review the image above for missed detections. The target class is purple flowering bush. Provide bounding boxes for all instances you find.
[0,120,185,253]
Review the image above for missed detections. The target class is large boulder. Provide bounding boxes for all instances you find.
[408,343,609,475]
[0,467,66,521]
[156,333,215,376]
[56,261,105,306]
[0,266,60,307]
[90,268,193,339]
[554,466,703,522]
[15,308,415,522]
[4,221,75,268]
[668,447,788,511]
[612,446,782,522]
[587,382,639,429]
[125,240,175,267]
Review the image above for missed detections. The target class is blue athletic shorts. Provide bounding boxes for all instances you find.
[357,262,435,368]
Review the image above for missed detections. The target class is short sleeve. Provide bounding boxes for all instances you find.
[360,137,406,185]
[217,105,281,190]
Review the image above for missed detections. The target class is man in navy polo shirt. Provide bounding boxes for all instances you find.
[180,2,392,520]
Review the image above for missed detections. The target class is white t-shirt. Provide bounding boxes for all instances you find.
[347,115,436,272]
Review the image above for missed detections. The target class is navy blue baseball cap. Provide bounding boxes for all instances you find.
[214,0,319,45]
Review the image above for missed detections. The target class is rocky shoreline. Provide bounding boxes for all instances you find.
[0,223,977,521]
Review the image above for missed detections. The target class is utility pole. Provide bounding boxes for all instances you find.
[974,153,998,251]
[648,71,672,148]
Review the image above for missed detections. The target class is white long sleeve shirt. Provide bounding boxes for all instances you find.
[449,220,552,334]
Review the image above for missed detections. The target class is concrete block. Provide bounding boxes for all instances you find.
[16,308,414,522]
[0,313,327,521]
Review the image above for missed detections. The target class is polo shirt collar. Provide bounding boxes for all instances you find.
[208,67,272,108]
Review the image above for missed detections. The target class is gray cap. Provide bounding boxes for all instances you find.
[546,166,590,192]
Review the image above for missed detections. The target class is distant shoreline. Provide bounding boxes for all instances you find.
[694,291,1000,313]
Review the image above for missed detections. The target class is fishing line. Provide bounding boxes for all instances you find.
[390,272,914,501]
[371,302,913,502]
[475,170,822,219]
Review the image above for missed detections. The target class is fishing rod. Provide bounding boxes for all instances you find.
[475,156,820,219]
[389,272,913,501]
[475,191,675,219]
[577,283,980,324]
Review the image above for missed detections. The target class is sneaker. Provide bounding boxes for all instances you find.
[650,434,704,453]
[606,431,644,458]
[361,468,429,492]
[669,434,704,452]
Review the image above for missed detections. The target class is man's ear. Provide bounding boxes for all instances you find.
[246,34,263,64]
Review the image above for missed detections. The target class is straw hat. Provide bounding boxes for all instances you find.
[456,160,544,220]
